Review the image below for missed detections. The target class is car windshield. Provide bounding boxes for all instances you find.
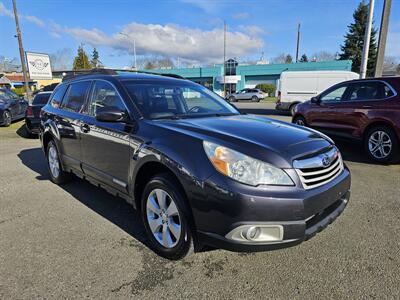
[123,81,239,120]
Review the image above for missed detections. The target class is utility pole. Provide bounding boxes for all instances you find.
[223,21,226,97]
[374,0,392,77]
[12,0,30,99]
[360,0,375,79]
[295,23,301,63]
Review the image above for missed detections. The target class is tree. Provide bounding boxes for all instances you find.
[73,45,91,70]
[299,54,308,62]
[271,53,287,64]
[397,64,400,75]
[285,54,293,63]
[312,51,336,62]
[90,48,102,68]
[339,2,377,77]
[50,48,73,70]
[144,61,156,70]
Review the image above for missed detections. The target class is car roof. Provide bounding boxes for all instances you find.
[62,71,187,84]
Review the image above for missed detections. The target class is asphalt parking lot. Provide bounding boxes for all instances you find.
[1,102,399,299]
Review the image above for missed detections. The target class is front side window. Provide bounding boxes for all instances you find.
[123,81,239,119]
[319,85,348,103]
[61,81,91,113]
[87,81,126,116]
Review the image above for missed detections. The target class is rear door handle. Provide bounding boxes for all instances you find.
[80,123,90,133]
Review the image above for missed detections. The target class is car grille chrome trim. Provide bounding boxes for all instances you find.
[294,147,344,190]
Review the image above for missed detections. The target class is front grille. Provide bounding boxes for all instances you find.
[293,147,344,190]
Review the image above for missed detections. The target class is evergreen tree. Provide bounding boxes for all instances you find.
[73,45,91,70]
[299,54,308,62]
[285,54,293,63]
[90,48,101,68]
[339,2,377,77]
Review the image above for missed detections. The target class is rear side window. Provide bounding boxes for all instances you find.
[61,81,91,113]
[87,81,126,116]
[50,85,68,108]
[32,93,51,105]
[349,82,395,101]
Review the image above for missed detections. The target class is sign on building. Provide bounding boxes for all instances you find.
[26,52,53,80]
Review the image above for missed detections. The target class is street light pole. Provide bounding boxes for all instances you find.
[374,0,392,77]
[360,0,375,79]
[295,23,301,63]
[12,0,30,99]
[119,32,137,70]
[223,21,226,97]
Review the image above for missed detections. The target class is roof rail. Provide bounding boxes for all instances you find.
[61,68,185,81]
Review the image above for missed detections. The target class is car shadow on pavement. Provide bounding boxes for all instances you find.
[18,147,151,249]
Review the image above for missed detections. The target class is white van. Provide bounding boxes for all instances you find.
[275,71,359,115]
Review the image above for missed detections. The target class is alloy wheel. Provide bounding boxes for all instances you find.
[48,145,60,178]
[368,130,392,159]
[146,188,182,248]
[295,118,305,126]
[4,111,11,126]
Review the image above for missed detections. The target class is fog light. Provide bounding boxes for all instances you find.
[243,226,261,240]
[225,224,284,243]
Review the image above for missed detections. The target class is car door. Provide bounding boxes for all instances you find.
[307,83,351,134]
[5,94,20,118]
[236,89,247,100]
[55,81,92,170]
[80,80,132,193]
[333,81,395,139]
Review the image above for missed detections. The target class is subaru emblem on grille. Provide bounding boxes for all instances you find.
[322,155,331,167]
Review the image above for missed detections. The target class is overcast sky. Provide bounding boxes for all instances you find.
[0,0,399,68]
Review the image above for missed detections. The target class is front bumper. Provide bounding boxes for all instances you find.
[193,166,351,252]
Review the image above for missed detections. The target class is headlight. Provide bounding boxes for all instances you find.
[0,99,5,105]
[203,141,293,186]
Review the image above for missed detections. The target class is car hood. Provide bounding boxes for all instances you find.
[150,114,333,168]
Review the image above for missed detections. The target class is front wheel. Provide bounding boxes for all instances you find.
[141,174,194,260]
[293,115,307,126]
[364,126,399,163]
[229,96,236,102]
[2,110,11,127]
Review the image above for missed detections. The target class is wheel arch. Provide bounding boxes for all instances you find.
[363,120,397,141]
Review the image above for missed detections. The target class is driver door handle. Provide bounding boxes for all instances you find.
[80,123,90,133]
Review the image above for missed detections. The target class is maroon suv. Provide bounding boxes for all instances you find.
[292,77,400,163]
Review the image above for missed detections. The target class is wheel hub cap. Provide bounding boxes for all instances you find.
[48,146,60,178]
[368,131,392,159]
[146,189,182,248]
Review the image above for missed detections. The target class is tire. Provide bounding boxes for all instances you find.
[141,173,194,260]
[251,96,259,102]
[364,125,399,163]
[229,96,236,102]
[290,103,298,116]
[292,115,307,127]
[2,110,11,127]
[46,140,72,184]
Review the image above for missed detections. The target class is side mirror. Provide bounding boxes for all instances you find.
[95,106,127,122]
[310,96,319,104]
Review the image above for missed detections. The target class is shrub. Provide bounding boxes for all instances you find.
[255,83,276,95]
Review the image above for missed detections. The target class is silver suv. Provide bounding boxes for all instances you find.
[227,88,266,102]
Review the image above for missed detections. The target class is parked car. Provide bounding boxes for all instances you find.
[40,71,350,259]
[0,88,28,127]
[276,71,359,115]
[25,91,52,135]
[226,88,266,102]
[292,77,400,163]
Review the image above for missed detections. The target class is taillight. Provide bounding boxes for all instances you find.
[26,106,33,117]
[277,91,281,102]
